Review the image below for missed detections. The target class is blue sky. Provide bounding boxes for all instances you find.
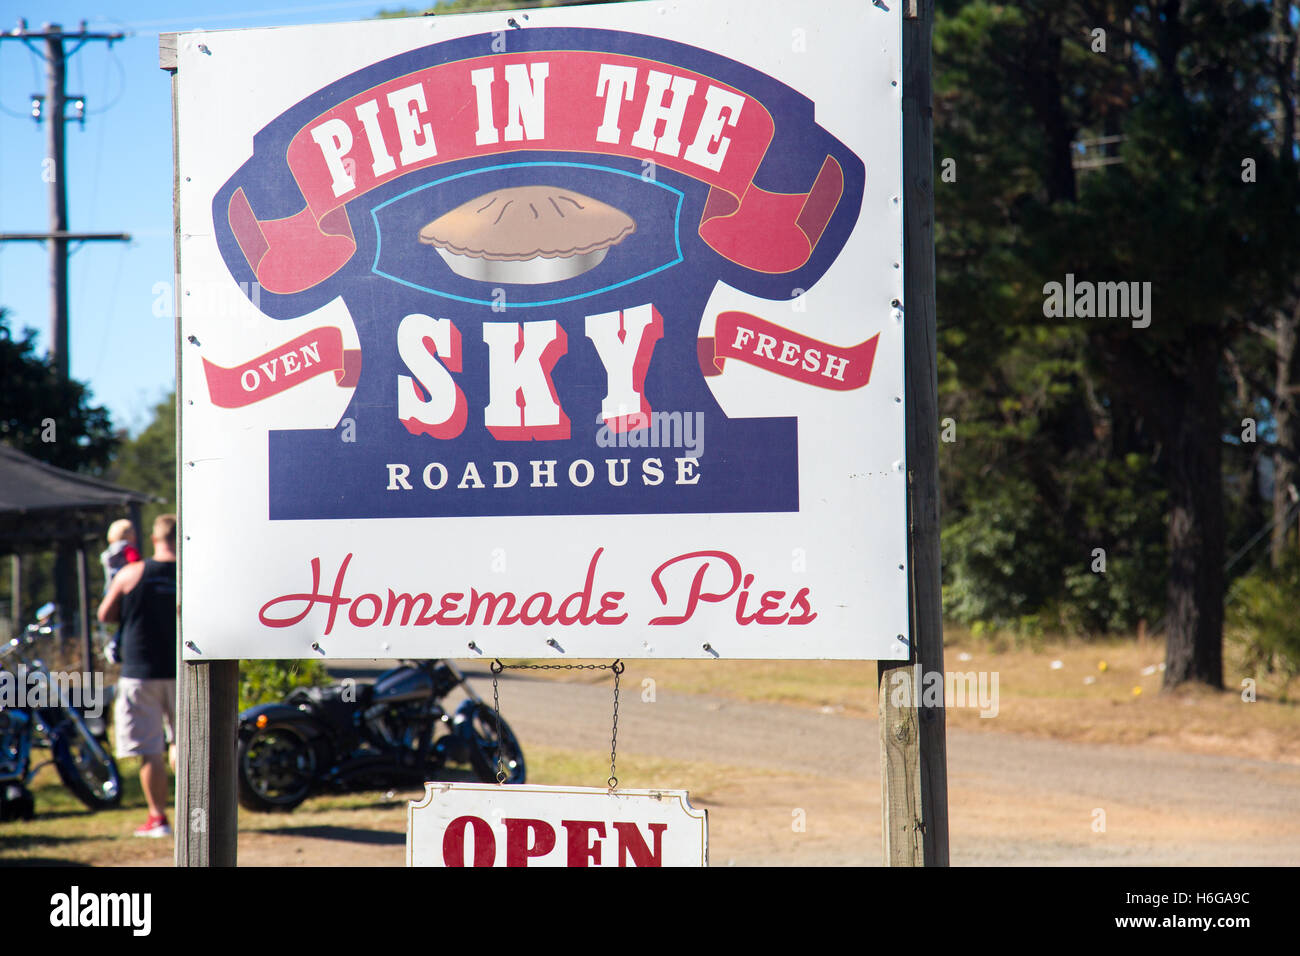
[0,2,426,435]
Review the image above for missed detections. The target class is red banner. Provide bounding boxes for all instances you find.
[698,311,879,390]
[202,327,361,409]
[228,51,844,293]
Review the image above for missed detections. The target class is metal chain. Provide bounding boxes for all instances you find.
[490,659,624,790]
[490,660,506,784]
[609,660,623,790]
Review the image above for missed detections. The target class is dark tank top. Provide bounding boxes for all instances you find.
[118,559,177,680]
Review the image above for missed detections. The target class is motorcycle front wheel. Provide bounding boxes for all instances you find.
[464,703,526,785]
[236,724,317,812]
[51,709,123,810]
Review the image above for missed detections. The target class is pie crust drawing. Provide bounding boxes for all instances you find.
[418,185,636,285]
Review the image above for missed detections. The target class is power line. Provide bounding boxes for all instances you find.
[0,19,131,382]
[1224,495,1300,575]
[83,43,125,115]
[0,41,44,119]
[124,1,387,31]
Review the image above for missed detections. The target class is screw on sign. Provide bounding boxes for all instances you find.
[408,784,707,868]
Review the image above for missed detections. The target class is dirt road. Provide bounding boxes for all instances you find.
[488,670,1300,865]
[225,667,1300,866]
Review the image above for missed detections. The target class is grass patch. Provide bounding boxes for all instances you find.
[0,757,164,865]
[1,740,752,865]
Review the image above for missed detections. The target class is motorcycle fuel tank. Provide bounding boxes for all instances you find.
[371,666,434,705]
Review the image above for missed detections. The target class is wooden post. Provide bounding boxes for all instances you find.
[76,545,92,673]
[55,546,72,654]
[163,32,240,867]
[9,553,19,636]
[129,502,144,563]
[877,0,950,867]
[176,658,239,866]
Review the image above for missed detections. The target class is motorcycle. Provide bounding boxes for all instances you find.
[236,658,525,812]
[0,603,123,820]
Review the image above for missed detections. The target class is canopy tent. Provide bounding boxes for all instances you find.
[0,443,156,668]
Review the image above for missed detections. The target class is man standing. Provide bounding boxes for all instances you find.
[98,514,178,838]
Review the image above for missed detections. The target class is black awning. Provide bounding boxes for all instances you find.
[0,444,155,548]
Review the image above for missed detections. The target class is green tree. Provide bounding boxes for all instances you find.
[0,310,121,622]
[0,311,117,473]
[934,1,1300,687]
[109,391,176,532]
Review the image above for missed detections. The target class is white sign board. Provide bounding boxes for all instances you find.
[176,0,906,660]
[408,783,707,867]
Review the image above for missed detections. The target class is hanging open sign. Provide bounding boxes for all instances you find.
[408,783,708,867]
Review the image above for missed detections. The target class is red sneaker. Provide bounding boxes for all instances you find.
[134,814,172,838]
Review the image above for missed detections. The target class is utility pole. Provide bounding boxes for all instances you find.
[0,19,131,378]
[0,19,130,635]
[47,24,69,380]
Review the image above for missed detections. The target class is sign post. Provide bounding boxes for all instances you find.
[161,33,240,867]
[165,0,946,867]
[877,0,949,866]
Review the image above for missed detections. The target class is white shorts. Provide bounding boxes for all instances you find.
[115,678,176,758]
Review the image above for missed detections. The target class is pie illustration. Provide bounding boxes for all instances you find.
[418,185,636,285]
